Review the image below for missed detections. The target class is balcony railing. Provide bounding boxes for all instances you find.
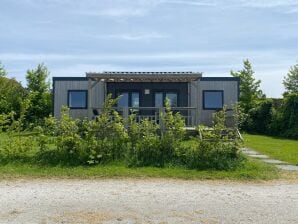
[92,107,198,127]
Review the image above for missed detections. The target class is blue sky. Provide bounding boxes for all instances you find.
[1,0,298,97]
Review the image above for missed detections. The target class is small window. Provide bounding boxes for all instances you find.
[68,90,87,109]
[203,90,223,110]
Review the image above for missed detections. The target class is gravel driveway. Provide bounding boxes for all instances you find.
[0,179,297,224]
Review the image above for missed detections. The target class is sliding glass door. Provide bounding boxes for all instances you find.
[154,92,178,107]
[118,92,140,107]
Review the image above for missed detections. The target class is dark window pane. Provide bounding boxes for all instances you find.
[118,92,129,107]
[69,91,87,108]
[155,93,163,107]
[166,93,177,107]
[131,92,139,107]
[204,91,223,109]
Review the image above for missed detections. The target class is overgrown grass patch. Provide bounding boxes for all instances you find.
[243,134,298,165]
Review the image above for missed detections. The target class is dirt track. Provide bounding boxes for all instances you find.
[0,179,297,223]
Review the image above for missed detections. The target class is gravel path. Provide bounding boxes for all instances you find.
[0,179,297,224]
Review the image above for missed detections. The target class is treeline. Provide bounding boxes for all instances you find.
[0,63,52,127]
[232,60,298,139]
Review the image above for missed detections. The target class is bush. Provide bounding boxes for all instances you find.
[176,106,245,170]
[178,141,244,170]
[127,99,186,167]
[0,96,245,170]
[280,93,298,138]
[243,94,298,139]
[0,133,36,163]
[126,118,162,167]
[245,99,273,134]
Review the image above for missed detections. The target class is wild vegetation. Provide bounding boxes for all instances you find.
[232,60,298,139]
[0,95,244,170]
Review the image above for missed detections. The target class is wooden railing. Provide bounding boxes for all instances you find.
[92,107,198,127]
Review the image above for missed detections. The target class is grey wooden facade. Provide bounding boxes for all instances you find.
[53,72,239,126]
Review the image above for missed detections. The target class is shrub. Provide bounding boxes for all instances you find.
[84,95,129,164]
[243,94,298,139]
[176,106,245,170]
[127,99,186,167]
[280,93,298,138]
[178,141,244,170]
[245,99,273,134]
[0,134,36,163]
[126,118,161,167]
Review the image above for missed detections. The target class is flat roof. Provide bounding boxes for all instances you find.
[86,71,202,82]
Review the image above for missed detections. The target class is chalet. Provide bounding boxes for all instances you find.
[53,72,239,126]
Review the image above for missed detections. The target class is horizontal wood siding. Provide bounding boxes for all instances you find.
[54,80,104,119]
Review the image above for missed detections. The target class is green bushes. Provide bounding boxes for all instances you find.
[245,99,273,133]
[0,96,244,170]
[127,100,186,167]
[178,141,243,170]
[244,94,298,139]
[176,107,244,170]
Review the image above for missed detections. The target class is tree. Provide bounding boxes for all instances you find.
[231,59,265,113]
[0,76,26,115]
[283,63,298,95]
[0,63,26,115]
[26,64,50,93]
[25,64,52,124]
[0,62,7,77]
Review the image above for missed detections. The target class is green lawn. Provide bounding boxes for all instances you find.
[0,160,278,180]
[243,134,298,165]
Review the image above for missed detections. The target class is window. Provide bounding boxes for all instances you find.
[203,90,223,110]
[154,92,178,107]
[131,92,140,107]
[117,92,139,107]
[155,92,163,107]
[68,90,87,109]
[118,92,129,107]
[166,92,177,107]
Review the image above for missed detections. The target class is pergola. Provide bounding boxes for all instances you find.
[86,71,202,82]
[85,71,202,119]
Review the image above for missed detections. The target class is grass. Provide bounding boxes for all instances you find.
[243,133,298,165]
[0,132,281,180]
[0,160,279,180]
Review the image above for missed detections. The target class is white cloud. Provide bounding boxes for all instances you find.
[94,32,170,40]
[23,0,159,17]
[236,0,298,8]
[0,50,294,62]
[161,0,216,7]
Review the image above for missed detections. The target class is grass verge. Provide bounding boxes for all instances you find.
[0,159,279,180]
[243,134,298,165]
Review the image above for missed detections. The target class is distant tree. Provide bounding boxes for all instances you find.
[25,64,52,124]
[231,59,265,113]
[0,64,26,115]
[0,62,7,77]
[283,63,298,95]
[26,64,50,93]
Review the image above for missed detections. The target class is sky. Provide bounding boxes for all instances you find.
[0,0,298,98]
